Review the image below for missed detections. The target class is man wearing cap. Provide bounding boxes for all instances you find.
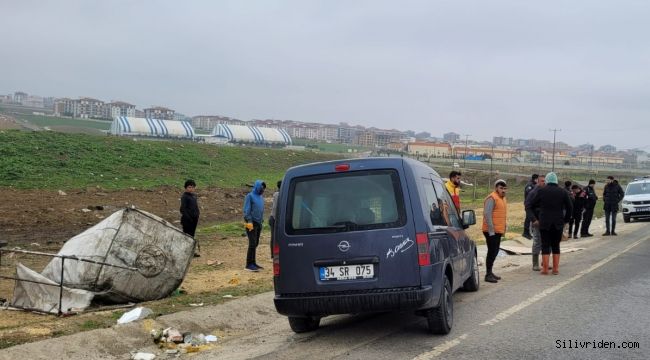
[522,174,539,239]
[482,179,508,283]
[527,172,573,275]
[580,179,598,237]
[602,176,624,236]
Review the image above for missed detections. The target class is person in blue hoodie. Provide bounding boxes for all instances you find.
[243,180,266,271]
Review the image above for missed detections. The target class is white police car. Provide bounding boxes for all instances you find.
[622,176,650,223]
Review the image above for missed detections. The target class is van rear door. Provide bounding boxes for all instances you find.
[275,162,420,295]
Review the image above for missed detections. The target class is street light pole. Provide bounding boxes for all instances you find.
[463,134,471,168]
[549,128,561,172]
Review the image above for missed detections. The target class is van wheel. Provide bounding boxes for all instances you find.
[427,277,453,334]
[463,252,480,292]
[288,316,321,333]
[623,215,631,223]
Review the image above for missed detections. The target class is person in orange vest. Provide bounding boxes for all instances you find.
[482,179,508,283]
[445,171,462,211]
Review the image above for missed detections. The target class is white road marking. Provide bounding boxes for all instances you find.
[411,237,647,359]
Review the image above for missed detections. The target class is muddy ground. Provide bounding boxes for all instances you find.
[0,185,277,348]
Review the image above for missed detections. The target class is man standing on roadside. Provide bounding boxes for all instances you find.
[522,174,539,239]
[602,176,624,236]
[580,179,597,237]
[525,174,545,271]
[446,171,462,211]
[243,180,266,271]
[482,179,508,283]
[569,184,587,239]
[269,180,281,259]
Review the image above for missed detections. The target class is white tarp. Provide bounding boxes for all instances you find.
[12,263,94,314]
[12,208,195,313]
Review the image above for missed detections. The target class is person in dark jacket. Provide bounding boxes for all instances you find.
[180,179,200,256]
[569,185,586,238]
[580,179,598,237]
[243,180,266,272]
[527,172,572,275]
[269,180,281,259]
[522,174,538,239]
[602,176,624,236]
[525,174,545,271]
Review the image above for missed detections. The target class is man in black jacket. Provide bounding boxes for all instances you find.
[180,179,201,256]
[525,174,545,270]
[522,174,538,239]
[569,185,586,238]
[580,179,598,237]
[602,176,624,236]
[527,172,572,275]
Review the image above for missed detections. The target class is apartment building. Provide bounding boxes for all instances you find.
[106,101,136,118]
[144,106,175,120]
[191,115,247,130]
[407,142,452,157]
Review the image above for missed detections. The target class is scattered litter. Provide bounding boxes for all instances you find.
[206,259,223,266]
[81,208,92,213]
[189,303,204,307]
[117,307,153,324]
[163,328,184,343]
[30,243,40,247]
[205,335,218,343]
[497,249,508,257]
[58,190,67,196]
[130,352,155,360]
[165,349,178,354]
[222,294,234,298]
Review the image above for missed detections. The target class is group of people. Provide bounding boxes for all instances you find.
[179,178,282,272]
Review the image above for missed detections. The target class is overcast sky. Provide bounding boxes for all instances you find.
[2,1,649,149]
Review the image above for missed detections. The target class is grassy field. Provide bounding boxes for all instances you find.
[0,130,343,190]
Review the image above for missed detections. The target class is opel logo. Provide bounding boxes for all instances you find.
[338,241,351,252]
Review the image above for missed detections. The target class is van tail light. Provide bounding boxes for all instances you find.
[273,241,280,276]
[416,233,430,266]
[335,163,350,172]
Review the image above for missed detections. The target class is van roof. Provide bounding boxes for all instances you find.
[285,157,441,178]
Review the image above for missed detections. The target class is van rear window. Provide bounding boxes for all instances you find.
[286,169,406,235]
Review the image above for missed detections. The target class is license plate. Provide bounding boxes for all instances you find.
[319,264,374,281]
[636,207,650,212]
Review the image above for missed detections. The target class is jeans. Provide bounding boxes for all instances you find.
[604,209,617,233]
[246,221,262,266]
[483,232,502,274]
[530,221,541,256]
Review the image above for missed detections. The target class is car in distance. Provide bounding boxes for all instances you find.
[272,157,479,334]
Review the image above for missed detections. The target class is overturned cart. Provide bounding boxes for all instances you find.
[9,208,195,314]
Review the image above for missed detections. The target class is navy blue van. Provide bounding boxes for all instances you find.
[272,158,479,334]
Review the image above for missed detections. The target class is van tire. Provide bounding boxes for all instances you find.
[463,252,480,292]
[288,316,321,333]
[427,276,453,334]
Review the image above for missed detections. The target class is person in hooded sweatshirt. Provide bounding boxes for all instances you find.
[243,180,266,272]
[528,172,573,275]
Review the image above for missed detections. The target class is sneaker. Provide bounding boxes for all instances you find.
[602,232,611,236]
[484,273,498,283]
[581,233,592,238]
[611,232,618,236]
[245,265,259,272]
[254,264,264,270]
[492,273,502,280]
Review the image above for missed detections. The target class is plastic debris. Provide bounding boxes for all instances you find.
[131,352,155,360]
[189,303,204,307]
[117,307,153,324]
[222,294,234,298]
[205,335,218,343]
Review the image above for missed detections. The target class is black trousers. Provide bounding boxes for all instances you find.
[581,204,595,235]
[569,213,582,236]
[483,232,502,274]
[540,227,562,255]
[523,211,532,235]
[181,217,198,237]
[246,221,262,266]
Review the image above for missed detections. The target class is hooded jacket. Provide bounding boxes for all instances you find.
[243,180,265,224]
[602,181,624,207]
[528,183,573,231]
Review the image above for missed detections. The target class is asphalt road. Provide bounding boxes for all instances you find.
[197,223,649,360]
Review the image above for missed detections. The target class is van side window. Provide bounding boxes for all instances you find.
[287,170,406,234]
[432,180,462,228]
[420,177,447,226]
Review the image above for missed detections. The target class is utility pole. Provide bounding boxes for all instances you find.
[549,128,561,172]
[463,134,471,168]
